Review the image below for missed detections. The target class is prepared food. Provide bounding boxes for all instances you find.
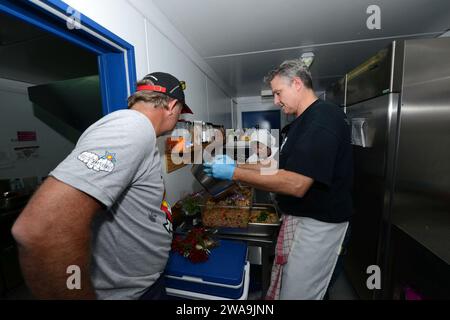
[249,210,279,224]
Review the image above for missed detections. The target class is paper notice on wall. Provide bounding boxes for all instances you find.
[14,146,40,160]
[0,146,13,169]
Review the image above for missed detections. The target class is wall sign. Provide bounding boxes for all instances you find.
[17,131,37,142]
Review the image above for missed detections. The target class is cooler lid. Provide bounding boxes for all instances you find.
[165,239,247,286]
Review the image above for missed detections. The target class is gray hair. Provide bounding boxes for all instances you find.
[264,59,313,89]
[127,78,174,109]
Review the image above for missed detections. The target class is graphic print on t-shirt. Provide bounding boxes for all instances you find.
[77,151,116,173]
[160,199,173,234]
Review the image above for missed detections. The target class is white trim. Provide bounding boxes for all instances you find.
[438,30,450,38]
[166,262,250,300]
[30,0,131,95]
[205,31,444,59]
[230,99,234,129]
[166,269,244,289]
[205,77,210,122]
[144,20,151,74]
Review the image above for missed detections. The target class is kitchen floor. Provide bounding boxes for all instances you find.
[328,271,359,300]
[247,266,358,300]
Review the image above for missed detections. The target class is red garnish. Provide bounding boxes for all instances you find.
[171,227,219,263]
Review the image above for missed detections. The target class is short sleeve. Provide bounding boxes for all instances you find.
[50,112,153,208]
[284,124,339,187]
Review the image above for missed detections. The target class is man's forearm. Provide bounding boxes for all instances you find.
[237,163,263,171]
[238,159,278,171]
[233,167,284,193]
[232,167,313,198]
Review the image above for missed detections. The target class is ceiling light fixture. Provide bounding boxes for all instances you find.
[300,52,315,68]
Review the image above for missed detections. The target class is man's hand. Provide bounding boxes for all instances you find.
[203,154,236,180]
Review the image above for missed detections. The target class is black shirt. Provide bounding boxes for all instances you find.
[276,99,353,223]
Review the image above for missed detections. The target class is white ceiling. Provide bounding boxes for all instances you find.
[152,0,450,97]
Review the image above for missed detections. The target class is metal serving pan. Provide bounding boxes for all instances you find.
[191,164,236,198]
[201,203,281,237]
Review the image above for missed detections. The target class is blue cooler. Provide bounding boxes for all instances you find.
[165,239,249,299]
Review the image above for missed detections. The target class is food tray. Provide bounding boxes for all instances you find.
[201,185,254,228]
[205,185,254,207]
[201,203,281,237]
[201,205,251,228]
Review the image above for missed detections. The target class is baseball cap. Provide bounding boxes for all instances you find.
[136,72,193,114]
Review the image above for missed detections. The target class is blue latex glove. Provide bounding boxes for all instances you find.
[203,154,236,180]
[203,163,213,176]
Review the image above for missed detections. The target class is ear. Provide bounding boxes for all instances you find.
[292,77,303,91]
[167,99,179,115]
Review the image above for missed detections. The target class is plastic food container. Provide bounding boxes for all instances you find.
[165,239,249,299]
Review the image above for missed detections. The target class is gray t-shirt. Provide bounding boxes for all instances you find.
[50,109,173,300]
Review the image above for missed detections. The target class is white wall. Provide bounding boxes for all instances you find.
[0,79,75,185]
[207,78,232,128]
[61,0,234,205]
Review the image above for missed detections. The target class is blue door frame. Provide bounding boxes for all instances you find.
[0,0,136,115]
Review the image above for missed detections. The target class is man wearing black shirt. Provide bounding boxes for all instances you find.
[204,59,353,299]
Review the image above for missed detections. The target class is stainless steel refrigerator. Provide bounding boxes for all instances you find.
[340,37,450,299]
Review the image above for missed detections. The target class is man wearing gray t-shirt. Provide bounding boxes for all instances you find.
[12,72,193,299]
